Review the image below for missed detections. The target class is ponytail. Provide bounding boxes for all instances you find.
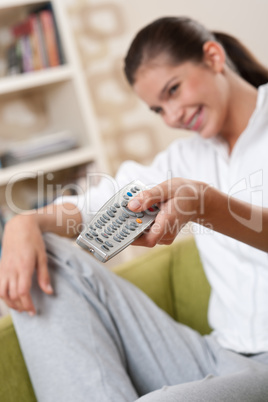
[213,32,268,88]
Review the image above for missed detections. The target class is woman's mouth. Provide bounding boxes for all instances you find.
[184,106,204,131]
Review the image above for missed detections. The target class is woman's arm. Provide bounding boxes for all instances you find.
[0,203,82,315]
[128,178,268,252]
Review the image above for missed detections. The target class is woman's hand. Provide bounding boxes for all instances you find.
[0,213,53,315]
[128,178,207,247]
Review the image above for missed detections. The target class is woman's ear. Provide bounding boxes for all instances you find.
[203,41,226,72]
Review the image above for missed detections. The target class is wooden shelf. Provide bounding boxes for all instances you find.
[0,65,73,95]
[0,0,46,8]
[0,147,96,186]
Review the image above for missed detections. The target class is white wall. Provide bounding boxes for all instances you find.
[122,0,268,65]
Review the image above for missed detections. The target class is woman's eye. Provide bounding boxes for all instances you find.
[152,107,163,114]
[169,84,179,96]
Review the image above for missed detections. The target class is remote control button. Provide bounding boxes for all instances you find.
[112,222,120,229]
[105,241,113,247]
[131,187,137,193]
[134,186,140,191]
[146,205,159,214]
[107,225,115,233]
[130,221,138,228]
[110,206,117,213]
[121,206,137,217]
[95,237,103,244]
[101,245,109,252]
[136,218,143,224]
[127,192,133,197]
[123,195,129,200]
[121,200,128,207]
[117,235,124,240]
[101,232,109,239]
[114,203,120,208]
[107,210,115,218]
[90,230,98,237]
[89,225,95,230]
[104,229,112,236]
[113,236,121,242]
[97,219,105,226]
[122,228,130,235]
[120,231,127,237]
[85,233,94,240]
[122,206,144,218]
[95,223,102,229]
[119,216,126,222]
[125,224,135,231]
[103,214,110,221]
[122,212,129,218]
[100,217,107,224]
[116,219,122,225]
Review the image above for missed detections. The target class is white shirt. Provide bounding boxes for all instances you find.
[56,83,268,353]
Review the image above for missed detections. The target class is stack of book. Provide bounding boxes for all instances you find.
[6,3,65,76]
[0,130,78,167]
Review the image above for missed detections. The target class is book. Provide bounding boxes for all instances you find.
[6,43,21,75]
[1,130,78,167]
[19,35,33,72]
[33,2,65,65]
[8,3,64,75]
[39,10,60,67]
[28,13,44,70]
[36,15,49,68]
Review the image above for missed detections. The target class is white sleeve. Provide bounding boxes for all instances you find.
[54,136,196,224]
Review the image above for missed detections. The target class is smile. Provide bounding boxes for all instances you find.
[184,106,204,131]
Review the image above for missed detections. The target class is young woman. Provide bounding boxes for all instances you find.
[1,16,268,402]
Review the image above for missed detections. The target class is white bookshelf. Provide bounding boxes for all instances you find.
[0,64,73,95]
[0,147,96,186]
[0,0,107,207]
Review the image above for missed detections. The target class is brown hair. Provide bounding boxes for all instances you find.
[124,17,268,88]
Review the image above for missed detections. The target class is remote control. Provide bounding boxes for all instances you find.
[76,180,159,262]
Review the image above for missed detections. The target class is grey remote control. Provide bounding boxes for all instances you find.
[76,180,159,262]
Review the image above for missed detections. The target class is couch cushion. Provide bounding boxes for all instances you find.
[114,245,176,319]
[170,236,211,335]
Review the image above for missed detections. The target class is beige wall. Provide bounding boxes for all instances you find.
[66,0,268,174]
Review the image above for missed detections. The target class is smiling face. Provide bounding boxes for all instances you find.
[133,43,231,139]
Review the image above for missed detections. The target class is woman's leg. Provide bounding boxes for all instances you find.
[12,233,214,402]
[137,364,268,402]
[137,336,268,401]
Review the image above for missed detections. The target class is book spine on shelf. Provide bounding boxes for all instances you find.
[39,10,60,68]
[6,43,22,75]
[28,14,44,70]
[36,15,50,68]
[19,35,33,72]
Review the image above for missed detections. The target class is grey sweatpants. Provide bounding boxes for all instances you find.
[12,233,268,402]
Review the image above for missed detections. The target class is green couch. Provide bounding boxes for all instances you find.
[0,236,211,402]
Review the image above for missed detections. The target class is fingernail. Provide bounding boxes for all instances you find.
[47,284,53,293]
[128,199,141,210]
[28,311,35,316]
